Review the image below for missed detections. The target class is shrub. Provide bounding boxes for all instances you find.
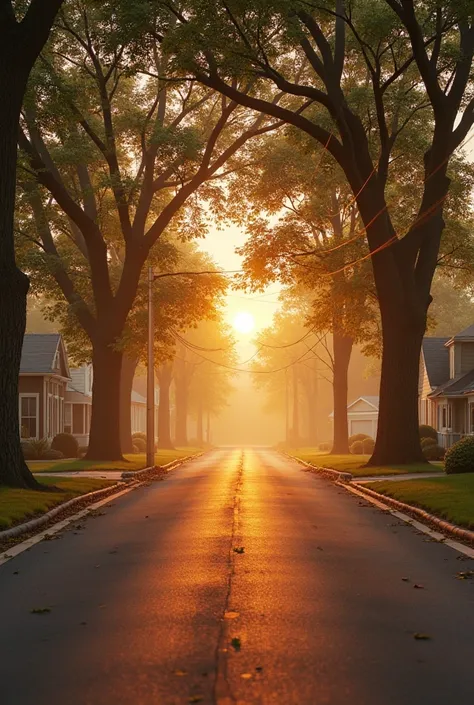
[362,437,375,454]
[319,442,330,452]
[133,437,146,453]
[132,432,146,442]
[21,441,36,460]
[42,449,65,460]
[350,440,364,454]
[51,432,79,458]
[421,436,437,449]
[423,444,445,461]
[419,424,438,441]
[25,438,50,459]
[348,433,371,445]
[444,436,474,474]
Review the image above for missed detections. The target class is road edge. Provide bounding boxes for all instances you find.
[280,451,353,483]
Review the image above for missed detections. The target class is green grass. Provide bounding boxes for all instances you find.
[365,473,474,530]
[28,448,200,474]
[289,449,444,477]
[0,477,115,530]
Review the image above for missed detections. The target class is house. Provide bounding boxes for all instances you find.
[419,324,474,448]
[130,388,160,437]
[330,396,379,438]
[65,364,93,446]
[19,334,70,440]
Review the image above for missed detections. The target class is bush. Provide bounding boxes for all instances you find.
[362,437,375,454]
[421,436,437,449]
[21,441,36,460]
[133,437,146,453]
[423,444,445,461]
[319,442,330,452]
[444,436,474,474]
[51,432,79,459]
[42,449,65,460]
[132,432,146,442]
[350,440,364,455]
[419,425,438,441]
[23,438,50,460]
[348,433,371,445]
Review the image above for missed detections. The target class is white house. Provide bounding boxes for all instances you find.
[330,395,379,438]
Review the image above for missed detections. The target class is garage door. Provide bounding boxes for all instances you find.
[350,419,373,437]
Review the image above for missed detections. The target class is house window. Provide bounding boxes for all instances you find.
[470,405,474,433]
[19,395,39,439]
[73,404,85,435]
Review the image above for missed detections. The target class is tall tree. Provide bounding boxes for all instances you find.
[166,0,474,464]
[0,0,64,488]
[16,1,280,460]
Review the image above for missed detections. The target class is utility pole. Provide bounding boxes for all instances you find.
[285,367,289,444]
[146,266,155,468]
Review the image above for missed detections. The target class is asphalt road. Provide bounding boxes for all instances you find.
[1,448,474,705]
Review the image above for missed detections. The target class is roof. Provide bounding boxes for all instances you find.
[449,323,474,342]
[348,395,379,411]
[131,390,146,405]
[429,368,474,397]
[20,334,69,377]
[422,337,450,388]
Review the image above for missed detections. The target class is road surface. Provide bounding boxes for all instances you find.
[1,448,474,705]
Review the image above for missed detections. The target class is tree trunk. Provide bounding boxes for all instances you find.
[120,356,137,454]
[0,65,41,488]
[86,344,124,460]
[368,318,426,466]
[305,370,319,446]
[175,382,188,446]
[197,398,203,446]
[157,364,174,449]
[206,411,211,444]
[292,364,300,445]
[331,333,353,454]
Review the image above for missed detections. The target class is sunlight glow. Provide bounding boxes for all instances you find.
[233,311,255,335]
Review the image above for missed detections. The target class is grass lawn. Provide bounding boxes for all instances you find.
[28,448,200,474]
[365,474,474,530]
[0,476,115,530]
[289,449,444,477]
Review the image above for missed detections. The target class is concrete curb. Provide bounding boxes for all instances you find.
[282,452,352,483]
[121,451,203,480]
[346,481,474,545]
[1,451,204,543]
[0,481,123,541]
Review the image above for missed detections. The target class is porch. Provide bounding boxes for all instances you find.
[436,396,474,449]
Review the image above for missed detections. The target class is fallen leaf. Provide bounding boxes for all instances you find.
[188,696,204,703]
[30,607,51,615]
[401,577,410,582]
[13,571,19,575]
[456,570,474,580]
[233,547,245,554]
[413,584,424,589]
[174,669,187,677]
[240,673,252,679]
[231,637,241,652]
[255,666,263,672]
[224,611,239,620]
[414,633,431,640]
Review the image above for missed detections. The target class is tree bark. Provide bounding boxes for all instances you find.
[86,344,124,460]
[157,363,174,449]
[120,356,137,454]
[367,317,426,466]
[0,62,42,488]
[331,333,353,454]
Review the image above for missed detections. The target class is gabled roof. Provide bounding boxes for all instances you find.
[422,337,449,388]
[20,334,70,378]
[429,368,474,397]
[347,395,379,411]
[447,323,474,344]
[131,390,147,405]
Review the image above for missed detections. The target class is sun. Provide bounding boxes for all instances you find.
[233,311,255,335]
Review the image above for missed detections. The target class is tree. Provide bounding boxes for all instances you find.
[165,0,474,464]
[17,1,281,460]
[0,0,64,488]
[236,136,378,453]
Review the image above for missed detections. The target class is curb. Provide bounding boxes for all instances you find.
[1,452,204,543]
[121,451,203,480]
[346,481,474,546]
[282,452,352,483]
[0,481,123,541]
